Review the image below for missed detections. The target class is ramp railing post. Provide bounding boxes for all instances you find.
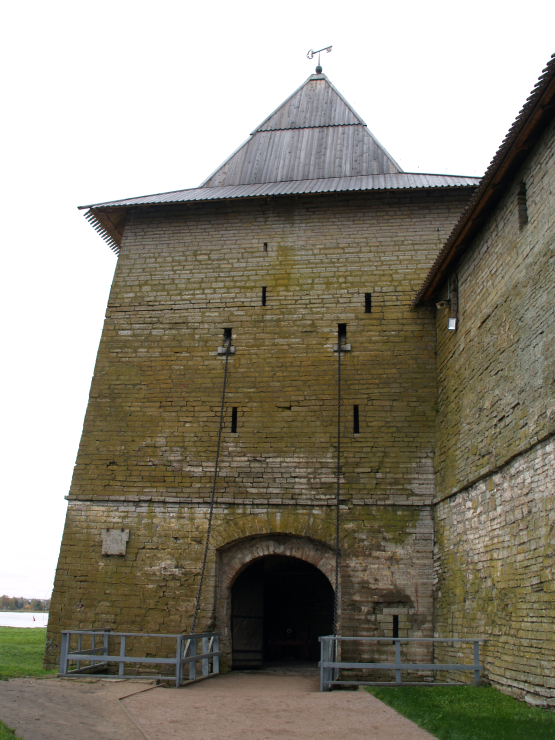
[319,637,325,691]
[202,637,209,677]
[320,636,332,691]
[189,637,197,681]
[213,634,220,675]
[325,637,330,690]
[77,633,82,671]
[91,633,96,667]
[60,632,69,675]
[175,636,183,688]
[103,631,109,661]
[119,635,126,677]
[473,641,481,683]
[395,639,401,685]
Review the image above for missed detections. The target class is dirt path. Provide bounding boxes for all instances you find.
[0,678,147,740]
[0,673,437,740]
[124,672,437,740]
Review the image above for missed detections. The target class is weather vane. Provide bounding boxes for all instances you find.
[306,45,332,73]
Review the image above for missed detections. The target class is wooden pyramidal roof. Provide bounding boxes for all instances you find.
[80,70,479,253]
[201,72,402,187]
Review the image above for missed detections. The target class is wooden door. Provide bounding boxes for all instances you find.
[231,560,264,668]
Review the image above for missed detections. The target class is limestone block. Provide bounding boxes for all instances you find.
[101,529,130,556]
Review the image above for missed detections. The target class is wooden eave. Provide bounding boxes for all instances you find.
[84,208,128,253]
[413,53,555,306]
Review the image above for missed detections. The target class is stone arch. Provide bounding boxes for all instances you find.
[215,533,338,670]
[208,508,358,554]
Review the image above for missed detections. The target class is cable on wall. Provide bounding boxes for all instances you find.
[190,337,232,634]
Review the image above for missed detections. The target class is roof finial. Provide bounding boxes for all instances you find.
[306,45,332,74]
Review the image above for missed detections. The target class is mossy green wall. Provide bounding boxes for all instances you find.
[47,188,472,669]
[434,122,555,704]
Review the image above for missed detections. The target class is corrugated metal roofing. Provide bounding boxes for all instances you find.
[201,73,402,187]
[82,173,480,209]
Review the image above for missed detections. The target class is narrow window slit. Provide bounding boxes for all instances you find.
[393,615,399,638]
[365,293,372,313]
[353,405,360,434]
[518,182,528,228]
[263,242,268,251]
[262,287,267,306]
[223,328,232,344]
[231,407,238,433]
[338,323,347,345]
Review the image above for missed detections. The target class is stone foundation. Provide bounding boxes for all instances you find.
[45,501,434,670]
[434,437,555,706]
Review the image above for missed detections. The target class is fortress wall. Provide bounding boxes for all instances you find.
[68,190,469,507]
[44,501,435,670]
[46,188,471,667]
[434,122,555,701]
[435,122,555,500]
[434,438,555,704]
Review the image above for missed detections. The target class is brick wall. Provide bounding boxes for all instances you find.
[434,438,555,705]
[46,188,472,668]
[433,121,555,702]
[45,501,435,669]
[435,122,555,500]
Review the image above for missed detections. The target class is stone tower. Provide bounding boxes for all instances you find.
[46,69,478,670]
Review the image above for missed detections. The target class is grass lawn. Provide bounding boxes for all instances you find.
[0,627,57,680]
[368,684,555,740]
[0,721,22,739]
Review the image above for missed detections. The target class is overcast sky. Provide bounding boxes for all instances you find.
[1,0,554,600]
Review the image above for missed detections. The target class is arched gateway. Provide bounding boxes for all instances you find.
[216,534,336,669]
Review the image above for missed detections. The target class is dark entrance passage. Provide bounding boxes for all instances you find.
[231,555,334,668]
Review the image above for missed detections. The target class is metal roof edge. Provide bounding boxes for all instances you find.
[85,174,479,210]
[413,52,555,307]
[82,173,479,254]
[78,184,204,211]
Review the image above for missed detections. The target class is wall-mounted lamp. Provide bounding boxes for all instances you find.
[448,274,459,331]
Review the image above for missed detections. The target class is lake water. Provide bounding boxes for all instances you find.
[0,612,49,628]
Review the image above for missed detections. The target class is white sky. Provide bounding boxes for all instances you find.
[1,0,554,599]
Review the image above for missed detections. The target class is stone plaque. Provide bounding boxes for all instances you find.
[101,529,130,556]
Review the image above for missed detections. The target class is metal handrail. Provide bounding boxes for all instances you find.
[59,630,221,687]
[319,636,485,691]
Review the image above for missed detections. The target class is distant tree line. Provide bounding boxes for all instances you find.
[1,595,50,611]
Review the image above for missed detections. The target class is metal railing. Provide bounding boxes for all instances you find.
[59,630,221,687]
[319,636,485,691]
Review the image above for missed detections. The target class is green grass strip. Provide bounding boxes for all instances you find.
[367,685,555,740]
[0,627,57,680]
[0,720,22,740]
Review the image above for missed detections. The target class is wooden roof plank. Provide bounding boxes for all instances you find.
[201,73,402,187]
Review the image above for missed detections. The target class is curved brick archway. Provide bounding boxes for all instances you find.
[215,533,338,670]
